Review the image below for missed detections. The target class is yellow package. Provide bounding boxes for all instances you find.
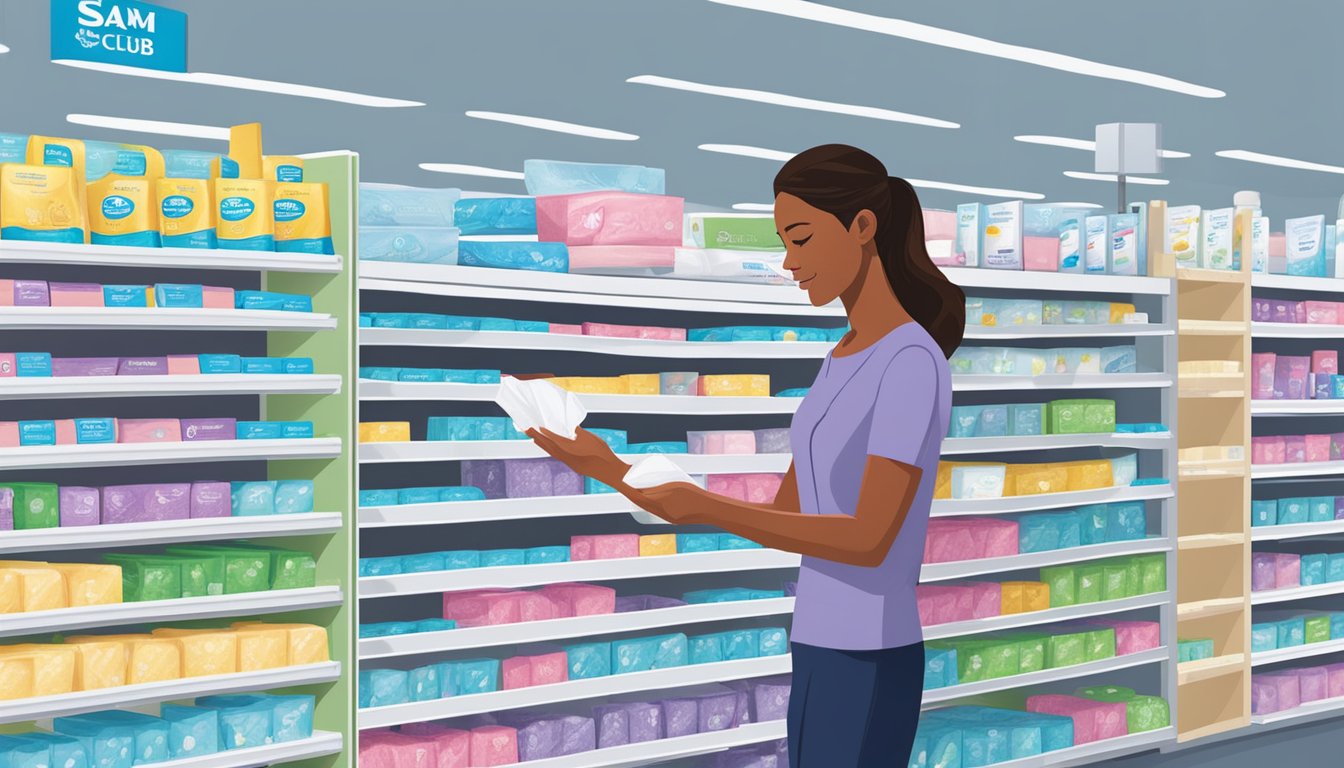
[118,143,166,180]
[0,645,76,696]
[1109,302,1136,324]
[229,122,264,179]
[1005,463,1069,497]
[232,626,289,671]
[69,634,181,684]
[620,374,661,395]
[0,566,67,612]
[273,181,333,255]
[0,164,85,243]
[264,155,305,183]
[215,178,274,251]
[153,629,238,677]
[639,534,677,557]
[360,421,410,443]
[0,655,34,700]
[232,622,329,665]
[0,571,18,613]
[68,639,128,690]
[1063,459,1114,491]
[45,564,122,607]
[88,175,160,247]
[700,374,770,397]
[26,135,86,180]
[157,177,216,249]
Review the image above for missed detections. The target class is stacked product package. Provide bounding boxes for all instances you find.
[933,202,1145,276]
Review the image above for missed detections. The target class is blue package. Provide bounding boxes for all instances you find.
[1251,499,1278,527]
[1016,513,1065,553]
[1251,622,1278,653]
[565,642,613,680]
[359,313,375,326]
[414,618,457,633]
[948,405,984,438]
[683,588,756,604]
[284,357,315,374]
[405,314,448,330]
[241,357,284,374]
[397,487,442,505]
[102,285,149,307]
[1329,555,1344,583]
[14,732,89,768]
[281,421,314,439]
[234,290,284,310]
[87,711,168,764]
[427,416,518,442]
[265,695,315,743]
[442,658,500,695]
[359,622,416,639]
[50,718,134,768]
[717,534,763,550]
[1278,498,1310,525]
[477,317,517,332]
[459,241,568,273]
[0,133,27,164]
[17,420,55,446]
[524,160,665,197]
[199,354,243,374]
[231,481,277,516]
[587,428,629,452]
[371,313,410,328]
[689,634,723,665]
[585,477,617,495]
[923,647,959,690]
[74,417,116,444]
[359,226,460,264]
[481,549,525,567]
[1303,554,1329,586]
[400,552,446,573]
[437,315,480,330]
[1311,496,1335,522]
[274,480,314,513]
[358,556,403,577]
[677,533,720,553]
[14,352,52,377]
[627,441,689,454]
[452,197,538,235]
[359,489,400,507]
[236,421,284,440]
[525,546,571,564]
[358,669,409,708]
[398,368,445,383]
[358,184,459,227]
[154,283,204,308]
[1130,478,1169,486]
[434,550,480,570]
[442,369,502,384]
[359,367,401,381]
[407,666,440,702]
[515,320,549,333]
[1106,503,1147,541]
[161,149,239,180]
[977,405,1009,437]
[775,388,809,398]
[440,486,485,502]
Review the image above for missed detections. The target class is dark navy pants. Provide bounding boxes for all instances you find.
[787,641,925,767]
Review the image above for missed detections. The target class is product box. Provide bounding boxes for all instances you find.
[983,201,1024,270]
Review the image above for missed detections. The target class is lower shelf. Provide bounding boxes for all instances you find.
[1177,653,1246,685]
[0,662,342,725]
[921,648,1168,707]
[1252,638,1344,667]
[514,721,786,768]
[919,539,1171,582]
[152,732,343,768]
[920,592,1171,642]
[1252,520,1344,542]
[0,513,344,554]
[1251,693,1344,728]
[987,727,1174,768]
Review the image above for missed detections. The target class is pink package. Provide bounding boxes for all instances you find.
[742,474,783,504]
[1026,695,1127,744]
[566,245,676,270]
[1314,351,1339,376]
[1275,356,1310,400]
[1259,673,1301,712]
[916,585,975,626]
[541,583,616,617]
[535,192,684,247]
[967,518,1019,559]
[358,732,439,768]
[501,656,532,690]
[1252,298,1272,323]
[1307,434,1332,463]
[570,534,639,561]
[580,322,686,341]
[1252,677,1282,715]
[1251,353,1276,400]
[1251,435,1285,465]
[1287,667,1329,702]
[1084,620,1160,655]
[1305,301,1340,325]
[1023,236,1060,272]
[202,285,235,309]
[167,355,201,375]
[55,419,76,445]
[549,324,583,335]
[442,590,523,628]
[516,591,556,623]
[468,726,518,767]
[0,422,17,448]
[0,354,12,378]
[1274,553,1302,589]
[923,209,957,241]
[1285,435,1307,464]
[707,474,748,502]
[950,581,1001,618]
[0,280,11,307]
[1252,553,1277,592]
[528,652,568,687]
[687,430,757,455]
[1324,663,1344,699]
[397,724,470,768]
[924,520,977,564]
[48,282,104,307]
[116,418,181,443]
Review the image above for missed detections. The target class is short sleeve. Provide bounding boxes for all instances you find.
[867,345,939,464]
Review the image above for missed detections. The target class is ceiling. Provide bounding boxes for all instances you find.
[2,0,1342,222]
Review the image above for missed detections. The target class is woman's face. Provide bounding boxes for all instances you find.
[774,192,876,307]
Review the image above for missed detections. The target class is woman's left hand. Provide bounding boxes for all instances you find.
[634,482,705,525]
[527,427,629,487]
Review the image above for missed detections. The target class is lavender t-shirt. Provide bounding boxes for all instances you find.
[788,322,951,650]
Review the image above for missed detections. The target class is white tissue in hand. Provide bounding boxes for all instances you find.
[623,454,699,489]
[495,376,586,439]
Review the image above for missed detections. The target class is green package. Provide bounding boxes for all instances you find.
[690,216,784,251]
[166,545,269,594]
[1077,685,1136,702]
[992,633,1045,673]
[1305,614,1333,644]
[1138,554,1167,594]
[4,482,59,529]
[1083,627,1117,661]
[1043,631,1087,668]
[103,555,181,602]
[1124,695,1171,732]
[1041,566,1077,607]
[237,544,317,590]
[1076,566,1103,603]
[1102,563,1134,600]
[929,639,1018,683]
[1048,399,1117,435]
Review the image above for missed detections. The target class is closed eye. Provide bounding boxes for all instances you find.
[791,235,812,246]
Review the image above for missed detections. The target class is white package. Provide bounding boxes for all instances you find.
[494,376,587,440]
[672,248,790,284]
[623,454,702,525]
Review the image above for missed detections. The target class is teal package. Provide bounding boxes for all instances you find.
[274,480,315,513]
[434,369,501,384]
[359,489,399,507]
[281,421,315,439]
[1251,499,1278,527]
[1251,622,1277,652]
[103,285,149,307]
[481,549,525,567]
[587,428,629,452]
[265,695,315,743]
[281,295,313,312]
[235,290,312,312]
[284,358,315,374]
[478,317,517,331]
[359,314,373,327]
[398,368,445,382]
[440,486,485,501]
[18,420,56,446]
[0,133,27,163]
[12,732,89,768]
[1311,496,1335,522]
[241,357,284,375]
[359,367,401,381]
[154,283,204,308]
[515,320,549,333]
[162,149,239,179]
[371,314,410,328]
[15,352,52,377]
[525,546,570,564]
[407,314,449,330]
[627,441,688,454]
[689,634,723,665]
[397,487,441,505]
[198,354,243,374]
[437,550,479,569]
[458,241,568,273]
[232,481,277,515]
[236,421,284,440]
[0,735,59,768]
[677,533,720,553]
[75,417,116,444]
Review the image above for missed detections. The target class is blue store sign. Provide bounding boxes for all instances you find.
[50,0,187,72]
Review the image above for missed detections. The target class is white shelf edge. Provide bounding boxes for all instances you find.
[357,443,790,472]
[980,727,1174,768]
[0,586,343,638]
[500,722,785,768]
[952,374,1172,392]
[357,381,802,414]
[0,662,341,724]
[358,328,831,359]
[931,486,1173,518]
[0,240,343,274]
[919,539,1171,582]
[358,550,801,598]
[0,438,342,470]
[0,374,342,400]
[144,732,343,768]
[920,647,1168,706]
[963,324,1173,340]
[1251,521,1344,542]
[920,592,1171,641]
[1252,401,1344,417]
[1251,694,1344,728]
[0,307,336,332]
[0,513,343,553]
[1252,322,1344,339]
[940,433,1172,456]
[942,267,1172,296]
[359,598,797,659]
[1252,582,1344,606]
[1252,461,1344,480]
[1252,273,1344,294]
[1251,638,1344,667]
[356,656,789,728]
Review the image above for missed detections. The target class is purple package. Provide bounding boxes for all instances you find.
[58,486,100,527]
[552,463,583,496]
[1286,435,1307,464]
[1270,300,1293,324]
[1336,496,1344,520]
[661,698,698,738]
[1296,301,1308,324]
[749,677,791,722]
[555,716,595,756]
[504,458,555,499]
[592,705,629,749]
[13,280,49,307]
[511,718,564,761]
[648,595,688,610]
[1253,298,1272,323]
[696,689,741,732]
[181,418,237,442]
[461,460,506,499]
[117,357,169,376]
[51,357,120,377]
[190,482,232,518]
[614,595,648,613]
[753,428,791,454]
[1275,356,1310,400]
[0,487,13,530]
[1252,552,1277,591]
[784,581,797,597]
[102,483,191,524]
[623,702,663,744]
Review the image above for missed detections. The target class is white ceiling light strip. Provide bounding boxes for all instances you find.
[419,163,524,180]
[465,111,638,141]
[52,60,423,108]
[1215,149,1344,175]
[67,113,229,140]
[627,75,959,129]
[733,203,775,211]
[707,0,1224,99]
[700,144,1043,200]
[0,44,10,54]
[1064,171,1169,186]
[1015,135,1190,159]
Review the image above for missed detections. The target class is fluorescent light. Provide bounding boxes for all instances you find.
[1215,149,1344,175]
[1015,135,1189,158]
[0,44,9,54]
[628,75,958,129]
[67,113,229,140]
[1044,201,1104,209]
[53,60,423,108]
[1064,171,1169,186]
[708,0,1224,99]
[733,203,775,211]
[466,111,637,141]
[699,143,796,161]
[419,163,524,180]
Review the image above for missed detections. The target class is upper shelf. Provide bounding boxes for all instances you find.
[0,374,342,400]
[359,328,831,359]
[1252,322,1344,339]
[0,438,342,470]
[1252,273,1344,295]
[0,308,337,332]
[941,268,1171,296]
[0,241,344,274]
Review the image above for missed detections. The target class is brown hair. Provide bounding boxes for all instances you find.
[773,144,965,358]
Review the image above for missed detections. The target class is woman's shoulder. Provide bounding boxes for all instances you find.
[874,323,945,366]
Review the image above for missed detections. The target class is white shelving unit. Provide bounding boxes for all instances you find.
[0,307,336,332]
[358,442,790,472]
[0,438,342,470]
[0,513,343,553]
[145,733,344,768]
[510,722,786,768]
[0,374,342,400]
[0,240,343,274]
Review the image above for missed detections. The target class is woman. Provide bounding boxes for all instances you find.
[528,144,965,766]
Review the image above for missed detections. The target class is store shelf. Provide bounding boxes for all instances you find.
[360,494,636,528]
[359,328,830,359]
[0,513,343,554]
[0,586,343,639]
[1178,319,1248,336]
[920,592,1171,642]
[357,656,790,728]
[1179,374,1247,400]
[930,485,1173,518]
[0,307,337,332]
[919,538,1171,583]
[0,438,342,470]
[940,432,1172,456]
[357,442,791,473]
[1177,654,1246,685]
[0,374,342,400]
[360,597,796,659]
[1177,533,1246,551]
[1252,273,1344,294]
[975,728,1175,768]
[952,374,1172,392]
[147,732,343,768]
[511,722,785,768]
[1177,268,1247,285]
[1177,597,1246,621]
[1251,695,1344,727]
[1252,400,1344,416]
[1178,460,1245,480]
[0,240,344,274]
[1253,322,1344,339]
[1252,638,1344,667]
[1252,461,1344,480]
[0,662,341,724]
[1253,521,1344,542]
[359,550,802,598]
[942,268,1172,296]
[1252,582,1344,606]
[962,324,1173,340]
[921,647,1168,706]
[357,381,802,414]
